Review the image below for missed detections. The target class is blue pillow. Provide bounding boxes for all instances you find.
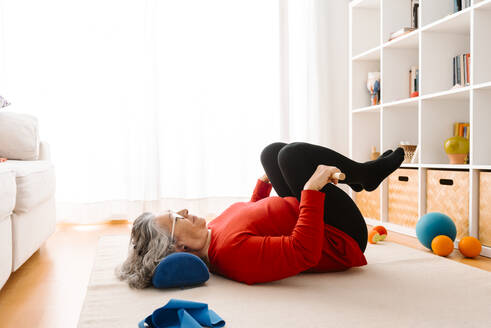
[152,253,209,288]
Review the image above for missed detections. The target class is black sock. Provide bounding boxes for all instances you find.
[349,150,393,192]
[362,147,405,192]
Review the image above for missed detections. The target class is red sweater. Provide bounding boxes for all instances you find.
[207,179,367,284]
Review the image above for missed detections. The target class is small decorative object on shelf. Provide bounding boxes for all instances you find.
[0,95,10,109]
[366,72,381,106]
[388,27,415,42]
[370,145,380,160]
[444,136,469,164]
[399,141,418,163]
[411,0,419,29]
[409,66,419,98]
[452,53,470,88]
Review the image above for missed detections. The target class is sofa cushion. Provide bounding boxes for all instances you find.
[0,169,16,220]
[0,218,12,288]
[2,160,55,213]
[0,111,39,160]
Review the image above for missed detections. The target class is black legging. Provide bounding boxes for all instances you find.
[260,142,368,252]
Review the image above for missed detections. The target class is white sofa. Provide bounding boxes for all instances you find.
[0,112,56,289]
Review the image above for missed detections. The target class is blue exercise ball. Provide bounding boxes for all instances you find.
[416,212,457,250]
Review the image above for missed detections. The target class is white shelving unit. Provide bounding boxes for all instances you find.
[349,0,491,257]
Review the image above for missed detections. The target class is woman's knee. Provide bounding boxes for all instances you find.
[260,142,287,164]
[277,142,308,166]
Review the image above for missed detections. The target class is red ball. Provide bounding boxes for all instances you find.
[372,226,387,241]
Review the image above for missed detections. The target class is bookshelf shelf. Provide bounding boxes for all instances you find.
[383,29,419,49]
[474,0,491,10]
[421,86,471,101]
[474,81,491,90]
[472,165,491,170]
[400,163,419,168]
[349,0,491,257]
[352,105,381,113]
[383,96,419,109]
[352,46,381,61]
[421,163,470,169]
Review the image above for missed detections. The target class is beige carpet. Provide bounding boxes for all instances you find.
[78,235,491,328]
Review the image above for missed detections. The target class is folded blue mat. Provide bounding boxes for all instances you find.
[138,299,225,328]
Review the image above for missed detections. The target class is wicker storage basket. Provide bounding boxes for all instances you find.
[400,144,417,164]
[426,170,469,240]
[355,187,380,221]
[388,168,419,228]
[479,171,491,247]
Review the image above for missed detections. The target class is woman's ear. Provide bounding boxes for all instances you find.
[177,209,188,216]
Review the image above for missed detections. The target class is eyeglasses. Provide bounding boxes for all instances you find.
[169,210,185,240]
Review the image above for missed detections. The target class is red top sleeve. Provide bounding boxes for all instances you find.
[225,189,325,284]
[250,179,273,202]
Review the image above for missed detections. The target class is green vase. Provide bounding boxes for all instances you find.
[444,136,469,164]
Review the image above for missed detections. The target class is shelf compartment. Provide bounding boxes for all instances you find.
[388,168,419,228]
[422,7,471,34]
[473,8,491,85]
[352,56,381,109]
[472,88,491,165]
[426,169,469,240]
[382,0,416,44]
[352,111,380,162]
[420,95,470,165]
[421,31,470,95]
[351,0,380,57]
[382,47,419,103]
[421,0,471,29]
[479,171,491,247]
[382,104,418,155]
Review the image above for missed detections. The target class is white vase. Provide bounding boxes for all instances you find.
[367,72,381,105]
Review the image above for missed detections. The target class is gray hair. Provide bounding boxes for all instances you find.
[115,212,176,288]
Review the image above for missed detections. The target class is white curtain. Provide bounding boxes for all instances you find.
[282,0,349,153]
[0,0,348,223]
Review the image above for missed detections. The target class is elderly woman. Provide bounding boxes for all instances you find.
[116,142,404,287]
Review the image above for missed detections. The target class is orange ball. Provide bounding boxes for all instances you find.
[431,235,454,256]
[458,236,482,258]
[372,226,387,241]
[368,230,380,244]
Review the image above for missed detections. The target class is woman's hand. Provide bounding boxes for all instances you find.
[260,173,270,183]
[303,165,341,191]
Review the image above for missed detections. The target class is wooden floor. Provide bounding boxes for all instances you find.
[0,222,490,328]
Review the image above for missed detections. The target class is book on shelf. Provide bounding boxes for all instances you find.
[453,53,470,87]
[453,122,470,139]
[454,0,472,13]
[388,27,415,41]
[409,66,419,97]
